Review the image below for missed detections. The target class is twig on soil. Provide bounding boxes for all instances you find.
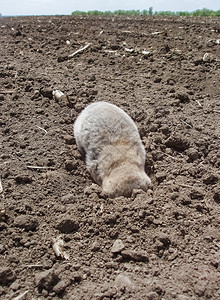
[103,50,117,54]
[213,109,220,113]
[58,43,92,62]
[69,43,92,58]
[13,290,29,300]
[52,237,70,260]
[25,264,44,268]
[0,90,15,94]
[180,119,193,128]
[195,100,202,107]
[163,153,179,161]
[36,125,48,134]
[0,177,3,194]
[152,31,164,35]
[26,165,55,170]
[178,183,194,188]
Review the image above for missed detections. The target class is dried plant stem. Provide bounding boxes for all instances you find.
[0,177,3,194]
[52,237,70,260]
[26,165,54,170]
[68,43,92,58]
[13,290,29,300]
[36,125,48,134]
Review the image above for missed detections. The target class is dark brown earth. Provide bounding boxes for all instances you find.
[0,15,220,300]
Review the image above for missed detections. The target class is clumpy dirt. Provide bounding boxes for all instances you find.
[0,15,220,299]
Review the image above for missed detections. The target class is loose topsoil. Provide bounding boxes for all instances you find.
[0,15,220,300]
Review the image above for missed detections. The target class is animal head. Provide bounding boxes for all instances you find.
[102,164,151,198]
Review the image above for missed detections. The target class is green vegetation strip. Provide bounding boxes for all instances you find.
[72,8,220,17]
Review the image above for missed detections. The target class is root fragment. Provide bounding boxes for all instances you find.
[58,43,92,62]
[26,165,55,170]
[0,177,3,194]
[36,125,48,134]
[52,237,70,260]
[12,290,29,300]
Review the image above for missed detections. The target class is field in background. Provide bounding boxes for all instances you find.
[0,14,220,299]
[72,8,220,17]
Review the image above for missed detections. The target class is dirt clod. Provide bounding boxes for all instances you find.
[35,269,60,291]
[0,267,16,285]
[121,249,149,262]
[14,215,39,231]
[14,174,33,184]
[165,134,190,151]
[53,279,70,294]
[56,216,79,233]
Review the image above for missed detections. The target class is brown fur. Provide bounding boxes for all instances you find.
[74,102,151,197]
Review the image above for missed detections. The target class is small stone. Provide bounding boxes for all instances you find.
[91,240,100,252]
[121,249,149,262]
[115,273,132,287]
[203,53,215,62]
[111,239,125,254]
[142,50,151,58]
[31,90,40,100]
[14,215,39,231]
[56,216,79,233]
[0,267,16,285]
[35,269,59,291]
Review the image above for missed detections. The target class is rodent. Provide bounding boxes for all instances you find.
[74,101,151,197]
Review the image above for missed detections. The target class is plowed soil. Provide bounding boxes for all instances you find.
[0,15,220,300]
